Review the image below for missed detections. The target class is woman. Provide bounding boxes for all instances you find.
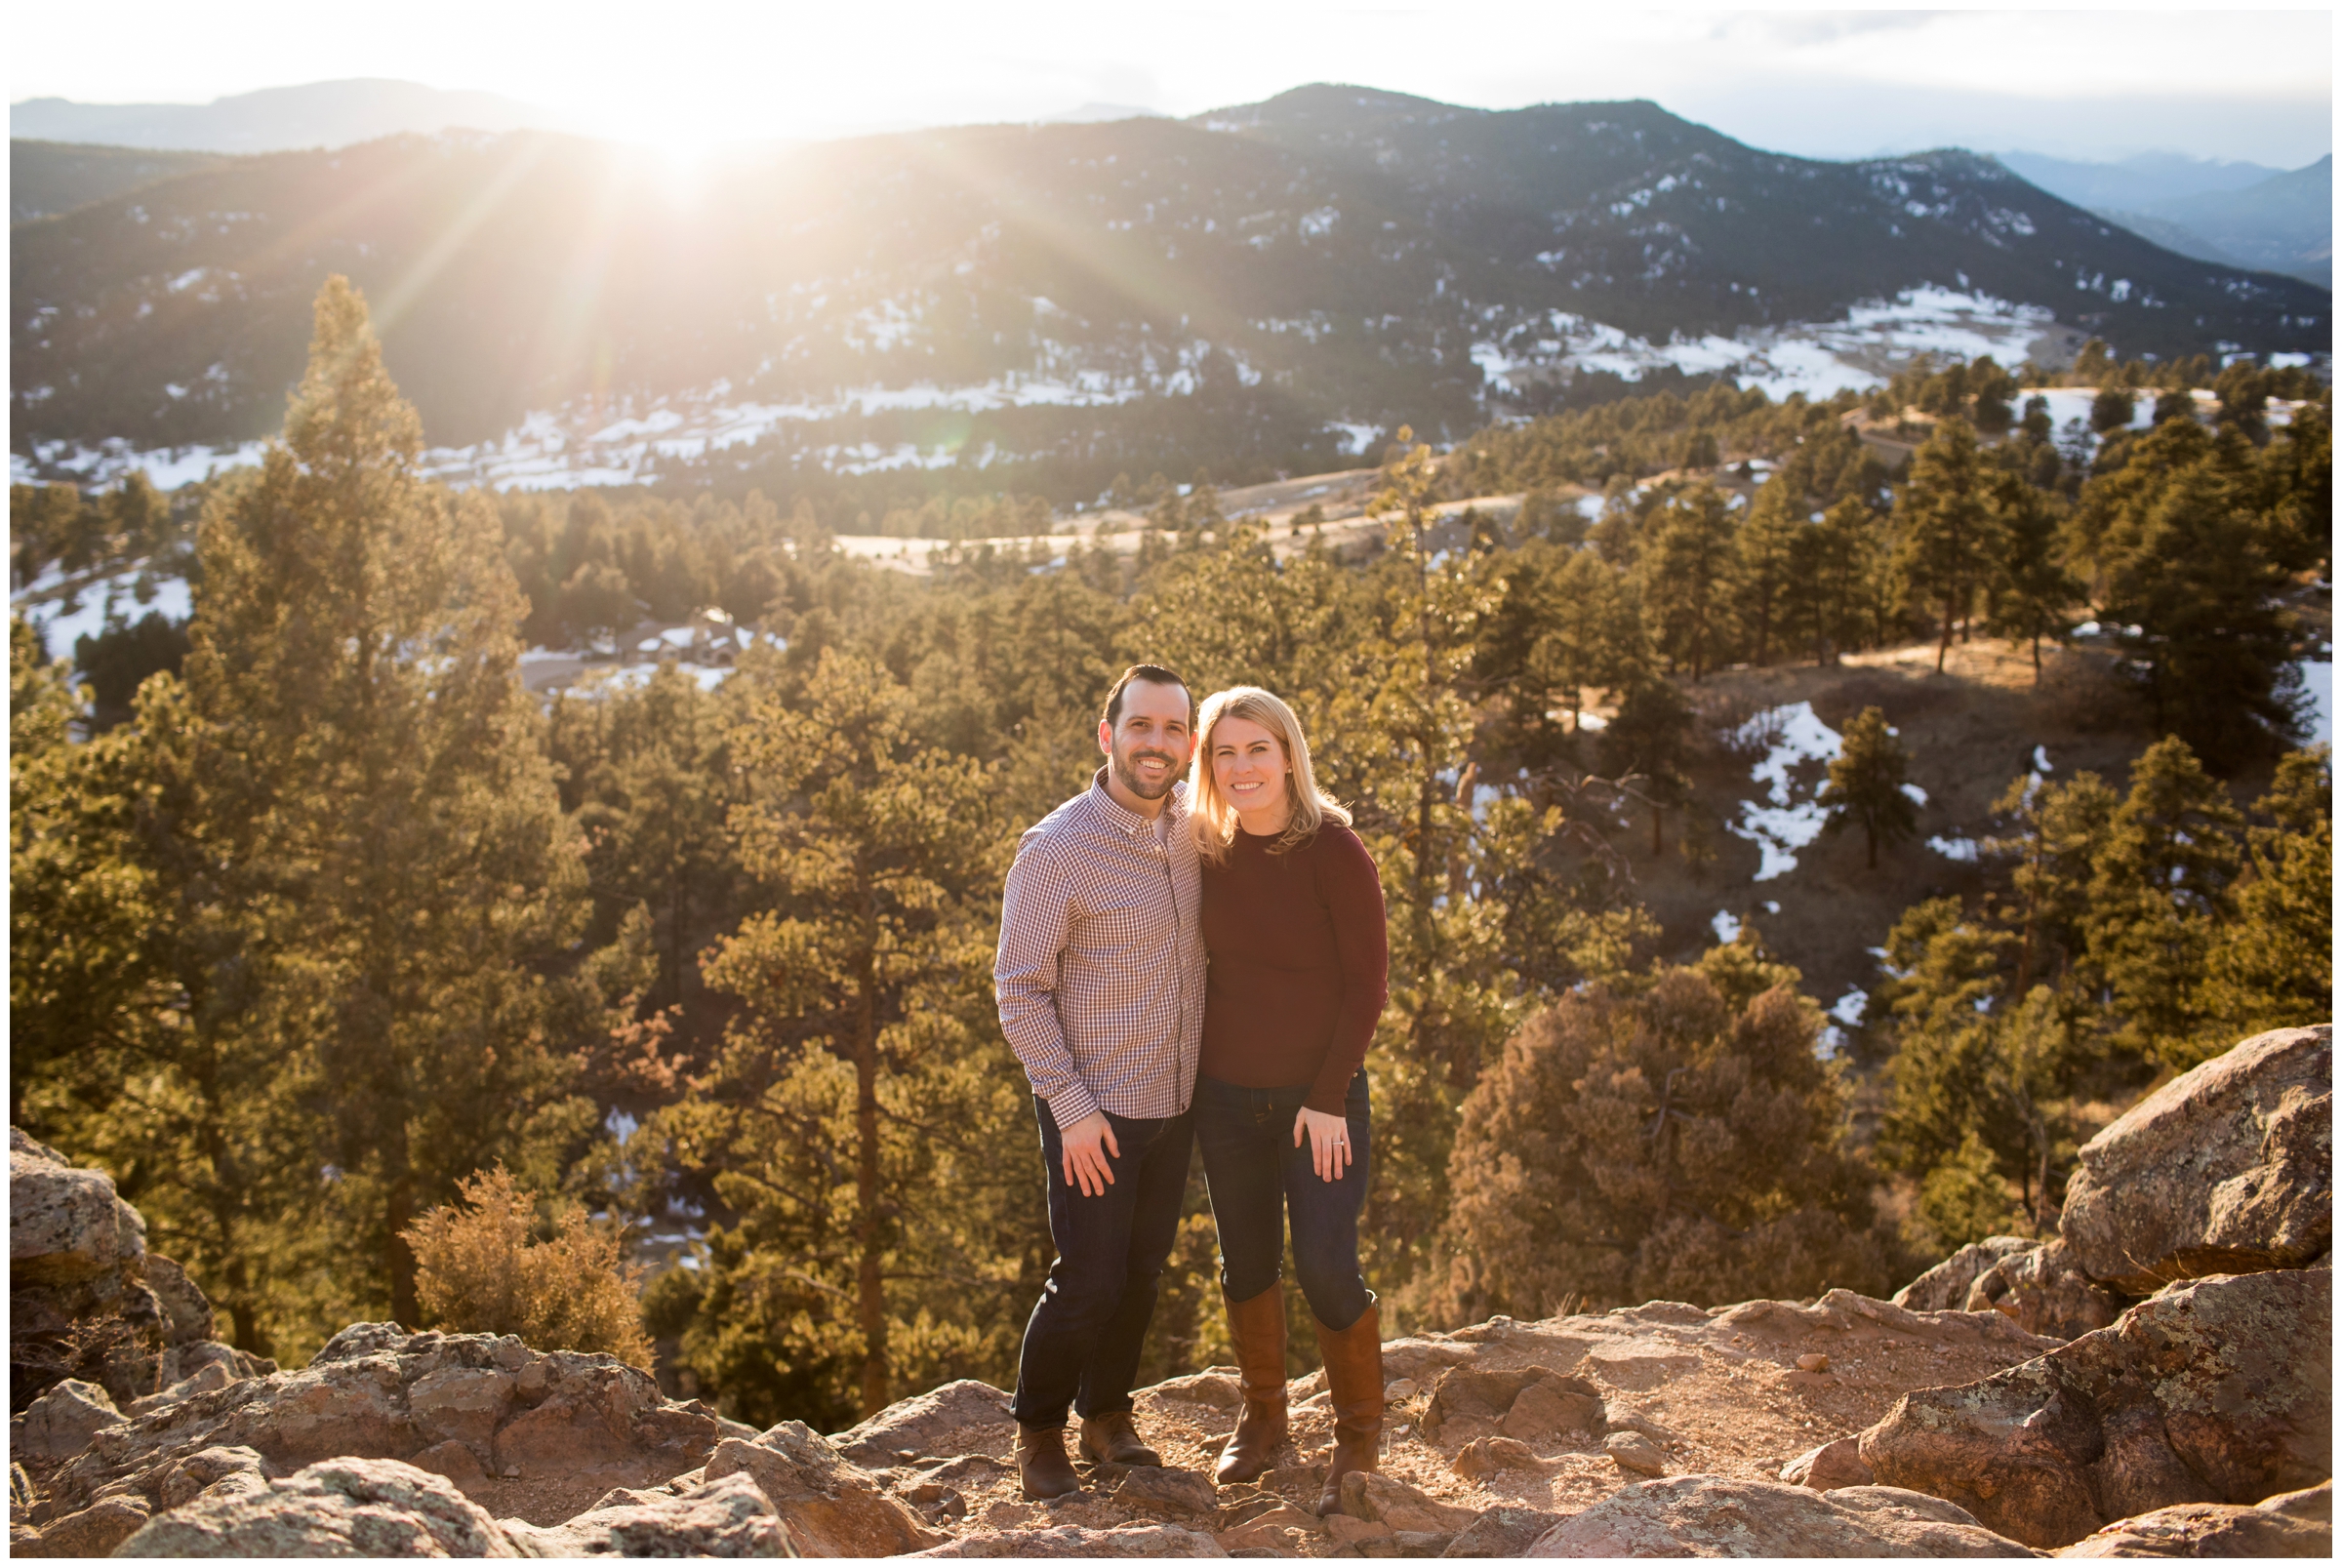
[1189,686,1389,1517]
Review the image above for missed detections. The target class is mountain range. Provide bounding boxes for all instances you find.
[9,78,554,155]
[10,85,2329,492]
[2000,150,2330,288]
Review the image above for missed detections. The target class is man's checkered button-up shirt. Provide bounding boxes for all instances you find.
[993,767,1207,1127]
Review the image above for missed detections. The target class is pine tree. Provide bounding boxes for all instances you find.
[180,276,591,1339]
[1599,677,1694,857]
[1637,484,1738,680]
[1985,770,2119,996]
[1731,477,1802,667]
[1435,954,1886,1322]
[1782,498,1877,666]
[1897,421,1997,673]
[1982,471,2080,679]
[690,648,1004,1418]
[2096,452,2307,761]
[1819,706,1918,869]
[2191,747,2330,1059]
[2081,737,2243,1066]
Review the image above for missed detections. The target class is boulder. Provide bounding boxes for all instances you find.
[1895,1237,2041,1312]
[704,1420,940,1556]
[35,1324,724,1526]
[501,1472,787,1557]
[1524,1477,2039,1557]
[2060,1025,2331,1294]
[910,1521,1228,1556]
[1419,1365,1602,1445]
[1438,1505,1562,1557]
[10,1379,123,1462]
[1336,1471,1479,1533]
[1859,1268,2331,1549]
[113,1456,525,1557]
[9,1129,140,1287]
[2054,1479,2330,1557]
[1782,1437,1875,1491]
[1964,1239,2122,1341]
[831,1379,1015,1468]
[9,1129,259,1414]
[14,1496,152,1558]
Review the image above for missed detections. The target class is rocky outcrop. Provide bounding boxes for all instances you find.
[2060,1025,2331,1295]
[703,1419,941,1556]
[1523,1477,2039,1556]
[831,1379,1015,1469]
[9,1129,273,1418]
[112,1457,524,1557]
[500,1472,787,1556]
[1859,1267,2331,1549]
[10,1379,125,1462]
[1782,1436,1875,1491]
[1963,1238,2123,1342]
[1894,1236,2041,1313]
[2054,1480,2331,1557]
[32,1323,726,1528]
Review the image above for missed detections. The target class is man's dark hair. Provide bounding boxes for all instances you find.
[1103,663,1192,729]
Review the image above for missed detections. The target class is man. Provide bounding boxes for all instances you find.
[993,663,1206,1501]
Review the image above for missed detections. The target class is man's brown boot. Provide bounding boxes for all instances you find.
[1078,1408,1161,1467]
[1016,1425,1083,1500]
[1312,1298,1383,1516]
[1214,1284,1289,1485]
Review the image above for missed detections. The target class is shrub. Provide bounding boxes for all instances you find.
[402,1165,653,1369]
[1433,948,1888,1323]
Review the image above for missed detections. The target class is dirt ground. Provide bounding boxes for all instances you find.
[868,1294,2063,1554]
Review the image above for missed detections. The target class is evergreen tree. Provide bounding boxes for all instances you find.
[1435,953,1886,1322]
[1818,706,1918,869]
[1985,770,2119,997]
[1897,421,1996,672]
[1982,471,2080,679]
[685,648,1006,1419]
[2194,747,2333,1053]
[1599,677,1694,858]
[1731,477,1801,667]
[1637,484,1737,680]
[2081,737,2242,1067]
[2096,454,2306,761]
[1781,498,1877,665]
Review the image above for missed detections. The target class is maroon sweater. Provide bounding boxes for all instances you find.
[1199,823,1390,1112]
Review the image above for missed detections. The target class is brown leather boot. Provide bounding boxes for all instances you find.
[1215,1283,1289,1485]
[1312,1298,1382,1516]
[1016,1425,1083,1500]
[1078,1409,1161,1467]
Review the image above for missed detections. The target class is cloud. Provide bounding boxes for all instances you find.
[1714,11,1946,49]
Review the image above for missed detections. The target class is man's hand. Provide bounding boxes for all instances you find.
[1294,1106,1352,1183]
[1061,1110,1121,1196]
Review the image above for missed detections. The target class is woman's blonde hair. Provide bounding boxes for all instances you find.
[1190,686,1351,864]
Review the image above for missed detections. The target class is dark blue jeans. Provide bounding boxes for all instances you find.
[1193,1071,1373,1331]
[1011,1097,1195,1428]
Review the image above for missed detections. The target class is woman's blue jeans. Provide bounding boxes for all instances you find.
[1193,1071,1373,1331]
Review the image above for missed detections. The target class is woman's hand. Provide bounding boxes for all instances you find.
[1293,1106,1353,1183]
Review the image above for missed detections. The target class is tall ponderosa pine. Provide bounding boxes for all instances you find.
[181,276,589,1337]
[1781,499,1877,666]
[2081,737,2242,1067]
[1637,484,1738,680]
[687,649,1006,1420]
[1599,677,1695,858]
[1982,471,2079,679]
[1819,706,1918,869]
[1897,421,1996,672]
[1731,477,1802,667]
[2194,747,2333,1053]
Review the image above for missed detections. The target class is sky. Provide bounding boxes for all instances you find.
[8,4,2333,167]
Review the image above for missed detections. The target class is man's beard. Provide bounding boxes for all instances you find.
[1111,740,1183,802]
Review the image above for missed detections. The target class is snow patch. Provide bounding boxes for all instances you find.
[1711,910,1743,945]
[1728,701,1842,881]
[1927,834,1981,862]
